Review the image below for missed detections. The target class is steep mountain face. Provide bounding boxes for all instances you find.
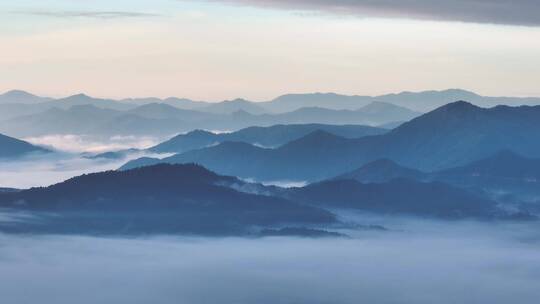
[0,133,49,158]
[0,164,335,235]
[150,124,387,154]
[288,178,498,219]
[122,101,540,182]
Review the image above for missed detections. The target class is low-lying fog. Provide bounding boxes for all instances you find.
[23,134,162,154]
[0,135,169,189]
[1,217,539,304]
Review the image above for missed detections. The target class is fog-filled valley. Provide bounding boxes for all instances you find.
[4,0,540,300]
[1,218,540,304]
[2,88,540,303]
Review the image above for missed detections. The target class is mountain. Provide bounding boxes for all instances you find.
[335,151,540,204]
[438,150,540,180]
[126,103,217,121]
[0,96,405,137]
[0,90,52,104]
[122,101,540,182]
[335,159,427,183]
[375,89,482,112]
[0,133,49,158]
[379,101,540,170]
[0,164,335,235]
[0,103,202,137]
[120,97,209,109]
[150,124,387,154]
[288,178,499,219]
[120,131,352,179]
[202,98,267,114]
[44,93,135,111]
[261,93,372,113]
[249,103,420,126]
[262,89,540,113]
[0,103,51,121]
[377,121,405,129]
[0,105,121,137]
[432,150,540,202]
[91,114,188,137]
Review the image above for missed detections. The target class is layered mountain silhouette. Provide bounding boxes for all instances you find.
[3,88,540,114]
[150,124,387,154]
[0,100,414,137]
[260,89,540,112]
[122,101,540,181]
[432,150,540,202]
[334,151,540,203]
[335,159,427,183]
[202,98,267,114]
[287,178,499,219]
[0,164,335,235]
[0,133,49,158]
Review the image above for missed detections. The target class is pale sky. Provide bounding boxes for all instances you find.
[1,0,540,101]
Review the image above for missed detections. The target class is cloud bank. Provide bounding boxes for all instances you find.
[211,0,540,26]
[1,219,540,304]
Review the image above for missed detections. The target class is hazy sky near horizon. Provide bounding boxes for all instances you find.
[1,0,540,101]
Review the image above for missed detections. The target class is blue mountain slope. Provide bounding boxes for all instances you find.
[0,164,335,235]
[0,133,49,158]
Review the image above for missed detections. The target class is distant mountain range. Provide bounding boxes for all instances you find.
[3,88,540,114]
[0,100,414,137]
[150,124,387,154]
[122,101,540,182]
[0,132,48,158]
[2,88,540,137]
[0,90,52,104]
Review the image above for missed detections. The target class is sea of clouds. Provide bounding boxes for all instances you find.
[1,218,539,304]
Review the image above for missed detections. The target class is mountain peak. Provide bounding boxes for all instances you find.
[420,100,482,119]
[441,100,478,110]
[0,90,51,104]
[66,93,92,100]
[2,89,35,97]
[282,130,346,149]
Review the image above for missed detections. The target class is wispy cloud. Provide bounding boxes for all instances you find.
[14,10,162,19]
[207,0,540,26]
